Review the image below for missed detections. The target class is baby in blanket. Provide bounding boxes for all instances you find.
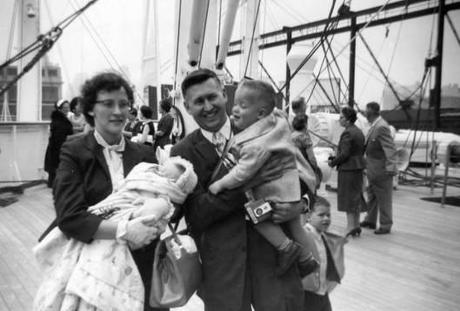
[33,156,198,311]
[88,156,198,244]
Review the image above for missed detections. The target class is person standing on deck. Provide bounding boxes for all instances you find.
[360,102,397,235]
[170,69,305,311]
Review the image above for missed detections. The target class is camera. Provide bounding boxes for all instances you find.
[245,199,273,224]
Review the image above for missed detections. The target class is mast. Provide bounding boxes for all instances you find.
[17,0,42,121]
[348,15,356,108]
[433,0,445,130]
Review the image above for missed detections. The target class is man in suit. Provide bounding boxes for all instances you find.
[360,102,397,235]
[170,69,305,311]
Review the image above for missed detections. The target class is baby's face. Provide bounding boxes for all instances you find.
[161,162,183,181]
[231,86,264,131]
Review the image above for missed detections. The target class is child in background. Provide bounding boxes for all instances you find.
[302,196,346,311]
[209,79,318,276]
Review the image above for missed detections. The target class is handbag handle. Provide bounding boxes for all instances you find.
[167,222,183,246]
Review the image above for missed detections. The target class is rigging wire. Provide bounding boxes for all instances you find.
[310,0,392,89]
[0,0,100,97]
[357,33,389,102]
[303,20,339,109]
[279,0,337,93]
[67,0,117,69]
[43,0,76,96]
[258,60,286,102]
[5,0,18,61]
[173,0,182,106]
[197,0,211,68]
[68,0,145,105]
[271,0,308,26]
[446,12,460,47]
[322,44,342,105]
[358,32,402,103]
[243,0,262,77]
[322,33,349,103]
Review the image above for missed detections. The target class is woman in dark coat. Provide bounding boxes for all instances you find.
[328,106,366,237]
[138,105,156,146]
[153,98,174,152]
[39,72,166,311]
[44,99,73,187]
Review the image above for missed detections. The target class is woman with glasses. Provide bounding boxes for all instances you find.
[37,72,166,311]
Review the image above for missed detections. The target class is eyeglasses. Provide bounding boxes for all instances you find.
[95,99,131,110]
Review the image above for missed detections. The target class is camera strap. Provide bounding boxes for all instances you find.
[209,133,235,184]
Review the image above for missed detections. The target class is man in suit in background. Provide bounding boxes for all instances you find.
[361,102,397,235]
[170,69,304,311]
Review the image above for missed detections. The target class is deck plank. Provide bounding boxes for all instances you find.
[0,183,459,311]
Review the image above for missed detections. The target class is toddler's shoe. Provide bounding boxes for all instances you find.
[276,241,301,276]
[298,254,319,278]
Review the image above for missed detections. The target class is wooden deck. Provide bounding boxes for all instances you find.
[0,182,459,311]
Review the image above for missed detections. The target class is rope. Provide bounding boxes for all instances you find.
[0,0,99,96]
[43,0,76,96]
[243,0,262,77]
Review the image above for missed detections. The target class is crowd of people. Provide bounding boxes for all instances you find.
[37,69,397,311]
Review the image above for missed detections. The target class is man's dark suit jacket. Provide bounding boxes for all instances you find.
[40,132,163,311]
[330,124,366,171]
[170,130,303,311]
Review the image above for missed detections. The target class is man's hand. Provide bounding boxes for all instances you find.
[271,201,303,224]
[208,182,222,195]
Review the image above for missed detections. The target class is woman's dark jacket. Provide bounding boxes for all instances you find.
[44,110,73,174]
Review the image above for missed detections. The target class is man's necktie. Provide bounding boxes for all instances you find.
[212,132,227,154]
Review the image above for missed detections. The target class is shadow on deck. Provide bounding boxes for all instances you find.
[0,183,459,310]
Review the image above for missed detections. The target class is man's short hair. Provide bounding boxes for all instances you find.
[238,79,276,112]
[366,102,381,115]
[160,98,172,113]
[291,97,306,112]
[341,106,357,124]
[181,68,221,97]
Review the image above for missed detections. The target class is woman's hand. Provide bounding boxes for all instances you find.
[119,215,160,249]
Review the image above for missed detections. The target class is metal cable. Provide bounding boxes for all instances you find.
[243,0,262,77]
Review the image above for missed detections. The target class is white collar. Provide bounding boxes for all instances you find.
[201,117,232,144]
[94,130,125,152]
[305,223,324,240]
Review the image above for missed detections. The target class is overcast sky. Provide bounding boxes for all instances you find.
[1,0,459,106]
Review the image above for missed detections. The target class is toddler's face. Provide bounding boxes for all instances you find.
[161,162,183,181]
[231,86,264,131]
[309,204,331,233]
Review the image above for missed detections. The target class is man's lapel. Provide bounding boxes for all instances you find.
[194,130,220,162]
